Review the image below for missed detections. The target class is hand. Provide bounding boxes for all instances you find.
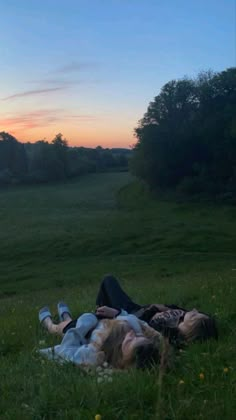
[96,306,119,318]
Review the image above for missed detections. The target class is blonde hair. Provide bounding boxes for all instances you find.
[101,319,161,369]
[101,319,131,368]
[181,314,218,342]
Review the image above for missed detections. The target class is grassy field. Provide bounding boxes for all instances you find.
[0,172,235,419]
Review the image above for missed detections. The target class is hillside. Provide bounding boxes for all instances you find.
[0,172,235,419]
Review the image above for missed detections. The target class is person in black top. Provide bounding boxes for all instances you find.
[94,274,218,344]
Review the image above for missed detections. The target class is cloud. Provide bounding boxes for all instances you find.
[2,87,66,101]
[34,79,80,86]
[54,61,96,74]
[0,109,96,131]
[32,78,99,87]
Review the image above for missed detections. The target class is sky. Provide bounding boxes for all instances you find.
[0,0,235,148]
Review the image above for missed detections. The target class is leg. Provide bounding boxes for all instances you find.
[42,316,72,336]
[39,306,73,336]
[96,275,142,313]
[57,302,72,322]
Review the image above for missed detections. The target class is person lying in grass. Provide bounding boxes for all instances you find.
[93,275,218,344]
[38,303,162,369]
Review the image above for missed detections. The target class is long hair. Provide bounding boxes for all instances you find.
[132,336,161,369]
[101,319,131,368]
[181,314,218,342]
[101,319,161,369]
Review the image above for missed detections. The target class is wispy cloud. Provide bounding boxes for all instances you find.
[31,78,99,87]
[54,61,97,74]
[2,87,66,101]
[4,61,99,101]
[0,109,96,131]
[34,79,80,86]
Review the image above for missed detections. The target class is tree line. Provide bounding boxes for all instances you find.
[0,132,130,186]
[131,67,236,198]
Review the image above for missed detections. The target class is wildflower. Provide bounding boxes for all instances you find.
[95,415,102,420]
[211,295,216,300]
[179,380,185,385]
[199,373,204,380]
[21,403,30,409]
[223,367,229,373]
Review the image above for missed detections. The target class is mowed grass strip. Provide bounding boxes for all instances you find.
[0,172,235,419]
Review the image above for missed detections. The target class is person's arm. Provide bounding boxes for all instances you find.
[137,304,169,322]
[74,344,105,366]
[95,306,128,318]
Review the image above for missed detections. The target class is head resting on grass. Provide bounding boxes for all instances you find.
[178,309,218,343]
[101,320,160,369]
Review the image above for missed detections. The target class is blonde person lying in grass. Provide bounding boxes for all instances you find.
[38,303,162,370]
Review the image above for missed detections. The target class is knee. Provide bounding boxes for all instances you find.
[77,313,98,328]
[101,274,118,287]
[79,312,97,322]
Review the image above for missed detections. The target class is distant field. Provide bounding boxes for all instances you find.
[0,172,235,419]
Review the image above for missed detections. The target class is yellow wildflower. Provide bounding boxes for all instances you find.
[179,380,185,385]
[95,415,102,420]
[199,373,204,380]
[223,367,229,373]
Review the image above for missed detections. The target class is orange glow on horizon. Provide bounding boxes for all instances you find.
[1,116,136,148]
[5,127,135,149]
[0,107,138,148]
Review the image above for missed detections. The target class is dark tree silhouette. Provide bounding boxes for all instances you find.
[131,67,236,196]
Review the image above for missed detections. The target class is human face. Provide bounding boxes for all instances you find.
[121,330,146,358]
[178,310,204,334]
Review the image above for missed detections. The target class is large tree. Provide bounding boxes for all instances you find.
[131,68,236,195]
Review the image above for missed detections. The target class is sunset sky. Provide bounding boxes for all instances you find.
[0,0,235,148]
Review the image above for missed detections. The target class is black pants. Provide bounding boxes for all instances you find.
[63,275,142,334]
[96,274,142,313]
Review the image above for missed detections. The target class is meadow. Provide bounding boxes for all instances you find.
[0,172,235,419]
